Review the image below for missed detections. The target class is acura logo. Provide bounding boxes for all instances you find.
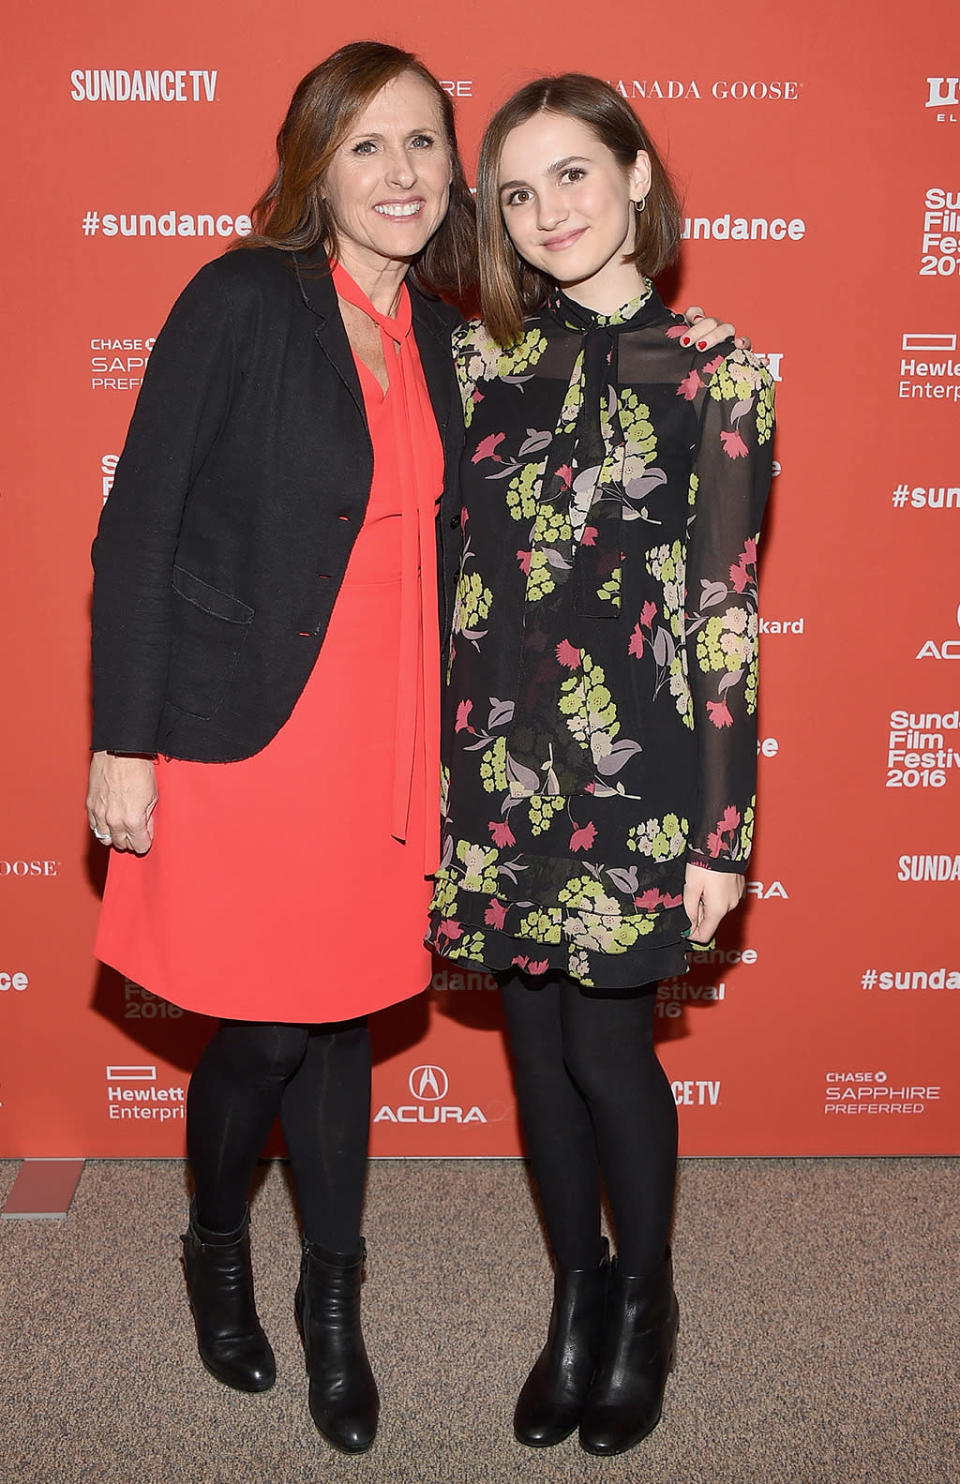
[409,1065,449,1101]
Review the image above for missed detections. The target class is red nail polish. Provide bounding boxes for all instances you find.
[696,340,707,350]
[680,335,691,346]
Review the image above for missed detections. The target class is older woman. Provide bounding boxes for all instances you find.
[87,41,738,1454]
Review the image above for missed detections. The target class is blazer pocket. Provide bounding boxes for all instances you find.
[167,566,254,719]
[171,564,255,624]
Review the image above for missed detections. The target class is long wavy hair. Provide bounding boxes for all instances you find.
[242,41,477,299]
[477,74,683,344]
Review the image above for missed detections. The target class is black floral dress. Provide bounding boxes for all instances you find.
[425,283,775,988]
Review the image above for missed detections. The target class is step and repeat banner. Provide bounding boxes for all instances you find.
[2,1,958,1159]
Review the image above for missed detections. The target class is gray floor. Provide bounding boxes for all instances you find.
[2,1157,958,1483]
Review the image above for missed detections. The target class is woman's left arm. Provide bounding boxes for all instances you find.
[682,348,776,943]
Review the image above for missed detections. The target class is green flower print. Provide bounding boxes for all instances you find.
[615,388,657,457]
[455,840,501,894]
[558,876,654,954]
[528,793,565,836]
[506,460,544,521]
[445,929,486,962]
[559,653,620,758]
[479,735,508,794]
[708,346,768,406]
[518,906,563,946]
[453,569,493,636]
[430,870,459,919]
[646,541,686,631]
[597,566,622,606]
[560,352,585,431]
[754,379,775,444]
[687,470,699,508]
[531,500,572,547]
[627,813,689,860]
[497,329,548,378]
[696,611,754,677]
[668,656,694,728]
[739,797,756,857]
[526,548,556,603]
[744,614,760,714]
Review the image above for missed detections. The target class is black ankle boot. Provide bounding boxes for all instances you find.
[514,1239,609,1447]
[295,1237,379,1454]
[180,1201,276,1393]
[578,1249,679,1455]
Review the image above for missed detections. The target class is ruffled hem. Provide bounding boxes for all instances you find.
[425,918,689,990]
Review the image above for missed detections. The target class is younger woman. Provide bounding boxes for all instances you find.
[426,75,774,1456]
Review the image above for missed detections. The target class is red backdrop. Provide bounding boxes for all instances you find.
[2,0,958,1158]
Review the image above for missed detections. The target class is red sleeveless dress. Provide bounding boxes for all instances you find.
[96,265,443,1022]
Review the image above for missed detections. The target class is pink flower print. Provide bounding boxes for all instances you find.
[706,700,734,728]
[438,919,463,941]
[729,537,757,593]
[484,898,507,930]
[472,432,505,464]
[511,955,529,970]
[665,323,687,340]
[527,959,550,975]
[517,550,532,574]
[555,639,581,669]
[628,623,644,659]
[570,820,597,853]
[580,526,598,546]
[706,805,741,858]
[640,600,657,628]
[720,429,748,459]
[455,699,474,733]
[662,892,684,908]
[555,464,573,489]
[635,888,663,909]
[488,820,516,847]
[703,354,724,374]
[677,368,702,401]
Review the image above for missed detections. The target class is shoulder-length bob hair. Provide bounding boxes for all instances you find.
[244,41,476,299]
[477,74,682,345]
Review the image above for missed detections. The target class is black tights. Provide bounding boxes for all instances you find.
[500,972,677,1277]
[186,1017,371,1251]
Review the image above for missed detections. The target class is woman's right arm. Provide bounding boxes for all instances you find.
[88,259,239,850]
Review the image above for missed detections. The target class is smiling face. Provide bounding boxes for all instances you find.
[497,110,651,312]
[321,71,453,280]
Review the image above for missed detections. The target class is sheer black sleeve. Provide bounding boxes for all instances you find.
[683,348,775,872]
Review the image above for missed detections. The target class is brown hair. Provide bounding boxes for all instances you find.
[477,74,683,344]
[243,41,476,299]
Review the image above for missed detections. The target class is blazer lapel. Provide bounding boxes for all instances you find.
[293,247,365,417]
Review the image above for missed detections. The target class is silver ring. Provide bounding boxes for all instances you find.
[93,829,111,842]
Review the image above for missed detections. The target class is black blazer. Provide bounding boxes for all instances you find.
[91,244,464,761]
